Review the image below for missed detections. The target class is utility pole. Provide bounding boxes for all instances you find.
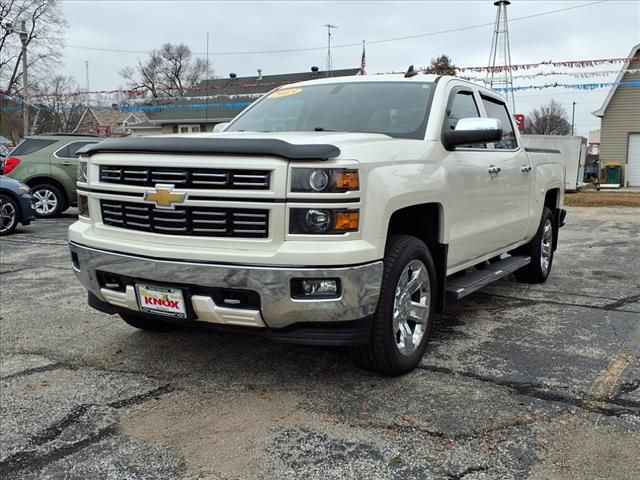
[571,101,576,136]
[85,60,90,92]
[323,23,338,76]
[19,20,29,138]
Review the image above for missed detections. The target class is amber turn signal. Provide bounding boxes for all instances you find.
[334,210,359,232]
[334,170,359,190]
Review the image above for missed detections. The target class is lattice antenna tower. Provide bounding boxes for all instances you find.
[324,23,338,76]
[486,0,516,112]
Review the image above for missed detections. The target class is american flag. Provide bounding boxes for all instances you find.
[360,41,366,75]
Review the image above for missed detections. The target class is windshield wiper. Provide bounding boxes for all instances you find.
[313,127,340,132]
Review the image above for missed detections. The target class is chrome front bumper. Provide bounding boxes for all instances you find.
[69,242,383,329]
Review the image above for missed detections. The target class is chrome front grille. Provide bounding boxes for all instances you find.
[99,166,271,190]
[100,200,269,238]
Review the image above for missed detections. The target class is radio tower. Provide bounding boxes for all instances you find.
[486,0,516,112]
[323,23,338,76]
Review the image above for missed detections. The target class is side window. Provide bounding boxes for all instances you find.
[481,97,518,150]
[56,144,71,158]
[68,141,98,158]
[57,141,98,159]
[446,90,485,149]
[446,91,480,131]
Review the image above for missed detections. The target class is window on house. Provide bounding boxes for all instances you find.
[178,125,200,134]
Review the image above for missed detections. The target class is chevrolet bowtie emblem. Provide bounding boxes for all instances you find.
[144,184,187,209]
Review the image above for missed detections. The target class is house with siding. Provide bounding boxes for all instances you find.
[593,43,640,186]
[74,108,149,137]
[128,67,360,136]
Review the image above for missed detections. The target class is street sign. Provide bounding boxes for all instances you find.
[96,125,111,137]
[513,114,525,133]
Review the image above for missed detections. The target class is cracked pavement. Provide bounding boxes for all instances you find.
[1,207,639,479]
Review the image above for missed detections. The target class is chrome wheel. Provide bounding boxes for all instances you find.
[540,218,553,274]
[33,188,58,216]
[393,259,431,356]
[0,198,17,234]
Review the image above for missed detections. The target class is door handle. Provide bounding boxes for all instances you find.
[487,165,501,174]
[521,165,532,173]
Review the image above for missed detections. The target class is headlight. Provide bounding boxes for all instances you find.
[290,208,359,234]
[291,168,359,193]
[78,194,90,218]
[78,161,88,183]
[19,184,31,194]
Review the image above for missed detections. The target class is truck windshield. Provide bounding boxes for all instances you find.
[226,81,435,139]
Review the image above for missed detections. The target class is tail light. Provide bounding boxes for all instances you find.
[3,157,20,175]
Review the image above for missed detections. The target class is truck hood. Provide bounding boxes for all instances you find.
[79,131,434,164]
[208,131,434,163]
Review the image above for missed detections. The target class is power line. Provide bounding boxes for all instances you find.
[58,0,607,56]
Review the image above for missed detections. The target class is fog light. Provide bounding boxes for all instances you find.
[303,279,337,295]
[291,278,341,299]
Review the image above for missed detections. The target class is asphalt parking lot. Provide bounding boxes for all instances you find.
[1,207,638,479]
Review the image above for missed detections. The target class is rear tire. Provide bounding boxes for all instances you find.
[31,183,65,218]
[353,235,437,376]
[119,313,180,332]
[514,207,555,284]
[0,194,19,236]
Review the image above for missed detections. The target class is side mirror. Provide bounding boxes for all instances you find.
[443,117,503,148]
[213,122,230,133]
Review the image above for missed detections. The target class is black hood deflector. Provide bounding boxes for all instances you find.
[77,137,341,160]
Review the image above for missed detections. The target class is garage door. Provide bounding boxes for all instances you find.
[628,133,640,186]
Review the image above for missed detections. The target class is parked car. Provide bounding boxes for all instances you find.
[69,74,566,376]
[2,134,101,218]
[0,175,36,236]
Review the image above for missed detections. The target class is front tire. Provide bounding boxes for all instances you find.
[514,207,555,284]
[0,194,19,236]
[354,235,437,376]
[31,183,65,218]
[119,313,180,332]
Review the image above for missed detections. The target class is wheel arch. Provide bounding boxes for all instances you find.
[543,188,561,252]
[0,189,23,222]
[385,202,447,312]
[25,176,70,209]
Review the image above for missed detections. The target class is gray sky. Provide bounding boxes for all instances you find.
[59,0,640,136]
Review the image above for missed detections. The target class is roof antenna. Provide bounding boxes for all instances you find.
[404,65,418,78]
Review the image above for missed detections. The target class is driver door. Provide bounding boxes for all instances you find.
[443,87,502,269]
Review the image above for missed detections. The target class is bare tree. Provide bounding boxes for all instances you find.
[0,0,66,95]
[120,50,163,99]
[524,100,571,135]
[424,55,457,76]
[120,43,209,99]
[30,75,84,134]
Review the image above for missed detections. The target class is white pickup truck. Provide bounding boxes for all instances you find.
[69,74,566,375]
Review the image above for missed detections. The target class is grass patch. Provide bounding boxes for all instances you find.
[564,191,640,207]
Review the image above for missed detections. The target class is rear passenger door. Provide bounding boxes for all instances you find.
[479,95,531,247]
[443,87,501,269]
[51,140,98,193]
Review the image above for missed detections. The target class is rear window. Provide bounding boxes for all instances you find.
[11,139,56,156]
